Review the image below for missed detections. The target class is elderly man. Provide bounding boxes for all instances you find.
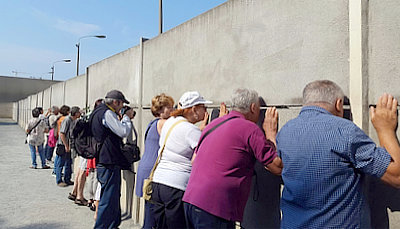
[277,80,400,228]
[90,90,135,229]
[183,88,282,229]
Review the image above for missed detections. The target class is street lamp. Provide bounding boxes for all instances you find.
[51,59,71,81]
[76,35,107,76]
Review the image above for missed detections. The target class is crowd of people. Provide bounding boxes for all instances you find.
[25,80,400,229]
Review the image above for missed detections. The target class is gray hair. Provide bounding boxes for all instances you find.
[51,106,59,112]
[105,98,118,105]
[231,88,259,113]
[303,80,344,105]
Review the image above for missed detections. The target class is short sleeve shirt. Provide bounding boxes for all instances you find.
[26,117,47,146]
[57,116,73,145]
[277,106,391,229]
[152,116,201,191]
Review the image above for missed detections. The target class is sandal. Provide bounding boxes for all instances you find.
[75,198,88,206]
[68,193,76,201]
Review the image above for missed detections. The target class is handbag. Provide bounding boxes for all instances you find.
[121,126,141,165]
[142,119,187,201]
[56,144,66,156]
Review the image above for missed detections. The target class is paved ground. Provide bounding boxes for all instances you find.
[0,118,140,229]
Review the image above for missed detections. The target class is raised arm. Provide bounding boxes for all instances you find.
[371,93,400,188]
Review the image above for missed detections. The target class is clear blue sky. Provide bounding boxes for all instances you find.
[0,0,226,81]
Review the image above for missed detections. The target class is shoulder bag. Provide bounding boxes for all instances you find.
[142,119,186,201]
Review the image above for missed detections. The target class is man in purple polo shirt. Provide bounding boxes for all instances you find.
[183,88,283,229]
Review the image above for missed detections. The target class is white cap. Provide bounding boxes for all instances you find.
[178,91,212,109]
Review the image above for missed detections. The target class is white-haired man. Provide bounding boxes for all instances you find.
[277,80,400,228]
[183,88,282,229]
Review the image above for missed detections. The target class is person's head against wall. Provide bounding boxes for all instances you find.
[51,106,59,115]
[231,88,260,123]
[70,106,81,120]
[32,108,40,118]
[105,90,129,112]
[151,93,175,119]
[303,80,345,117]
[59,105,70,116]
[171,91,212,124]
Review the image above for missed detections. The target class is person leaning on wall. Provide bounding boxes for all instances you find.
[277,80,400,228]
[183,88,282,229]
[150,91,211,229]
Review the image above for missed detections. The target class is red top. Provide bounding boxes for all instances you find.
[182,111,277,222]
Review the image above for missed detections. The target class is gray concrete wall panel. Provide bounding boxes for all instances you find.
[51,82,65,107]
[142,0,349,107]
[64,75,86,109]
[43,88,51,110]
[0,103,13,118]
[88,47,141,108]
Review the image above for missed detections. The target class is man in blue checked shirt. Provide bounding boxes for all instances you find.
[277,80,400,228]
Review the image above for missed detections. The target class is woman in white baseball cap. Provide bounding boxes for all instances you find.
[150,91,211,228]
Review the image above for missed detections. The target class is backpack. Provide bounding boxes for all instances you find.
[70,118,101,159]
[48,128,57,147]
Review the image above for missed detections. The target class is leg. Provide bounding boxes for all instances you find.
[37,144,47,168]
[53,154,59,174]
[94,165,122,229]
[29,144,37,168]
[77,158,88,200]
[56,154,66,184]
[64,154,72,183]
[151,183,167,229]
[161,185,186,229]
[143,201,157,229]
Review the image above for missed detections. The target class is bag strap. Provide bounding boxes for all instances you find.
[148,119,187,180]
[27,119,42,135]
[195,116,239,153]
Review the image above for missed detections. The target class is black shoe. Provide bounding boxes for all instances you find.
[65,181,74,186]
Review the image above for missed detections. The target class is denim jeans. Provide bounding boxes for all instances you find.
[53,155,59,173]
[55,151,72,184]
[45,143,55,161]
[95,164,121,229]
[29,144,46,167]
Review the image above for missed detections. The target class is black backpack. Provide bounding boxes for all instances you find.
[70,117,100,159]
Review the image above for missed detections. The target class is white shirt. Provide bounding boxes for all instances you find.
[152,116,201,191]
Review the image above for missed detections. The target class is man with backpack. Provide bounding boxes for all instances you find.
[90,90,134,229]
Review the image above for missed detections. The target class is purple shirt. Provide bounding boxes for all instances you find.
[182,111,277,222]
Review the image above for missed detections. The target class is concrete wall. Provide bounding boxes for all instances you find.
[0,103,13,118]
[11,0,400,227]
[367,1,400,228]
[64,74,86,109]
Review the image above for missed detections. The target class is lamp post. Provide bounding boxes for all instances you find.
[51,59,71,81]
[76,35,106,76]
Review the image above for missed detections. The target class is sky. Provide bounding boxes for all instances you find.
[0,0,227,81]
